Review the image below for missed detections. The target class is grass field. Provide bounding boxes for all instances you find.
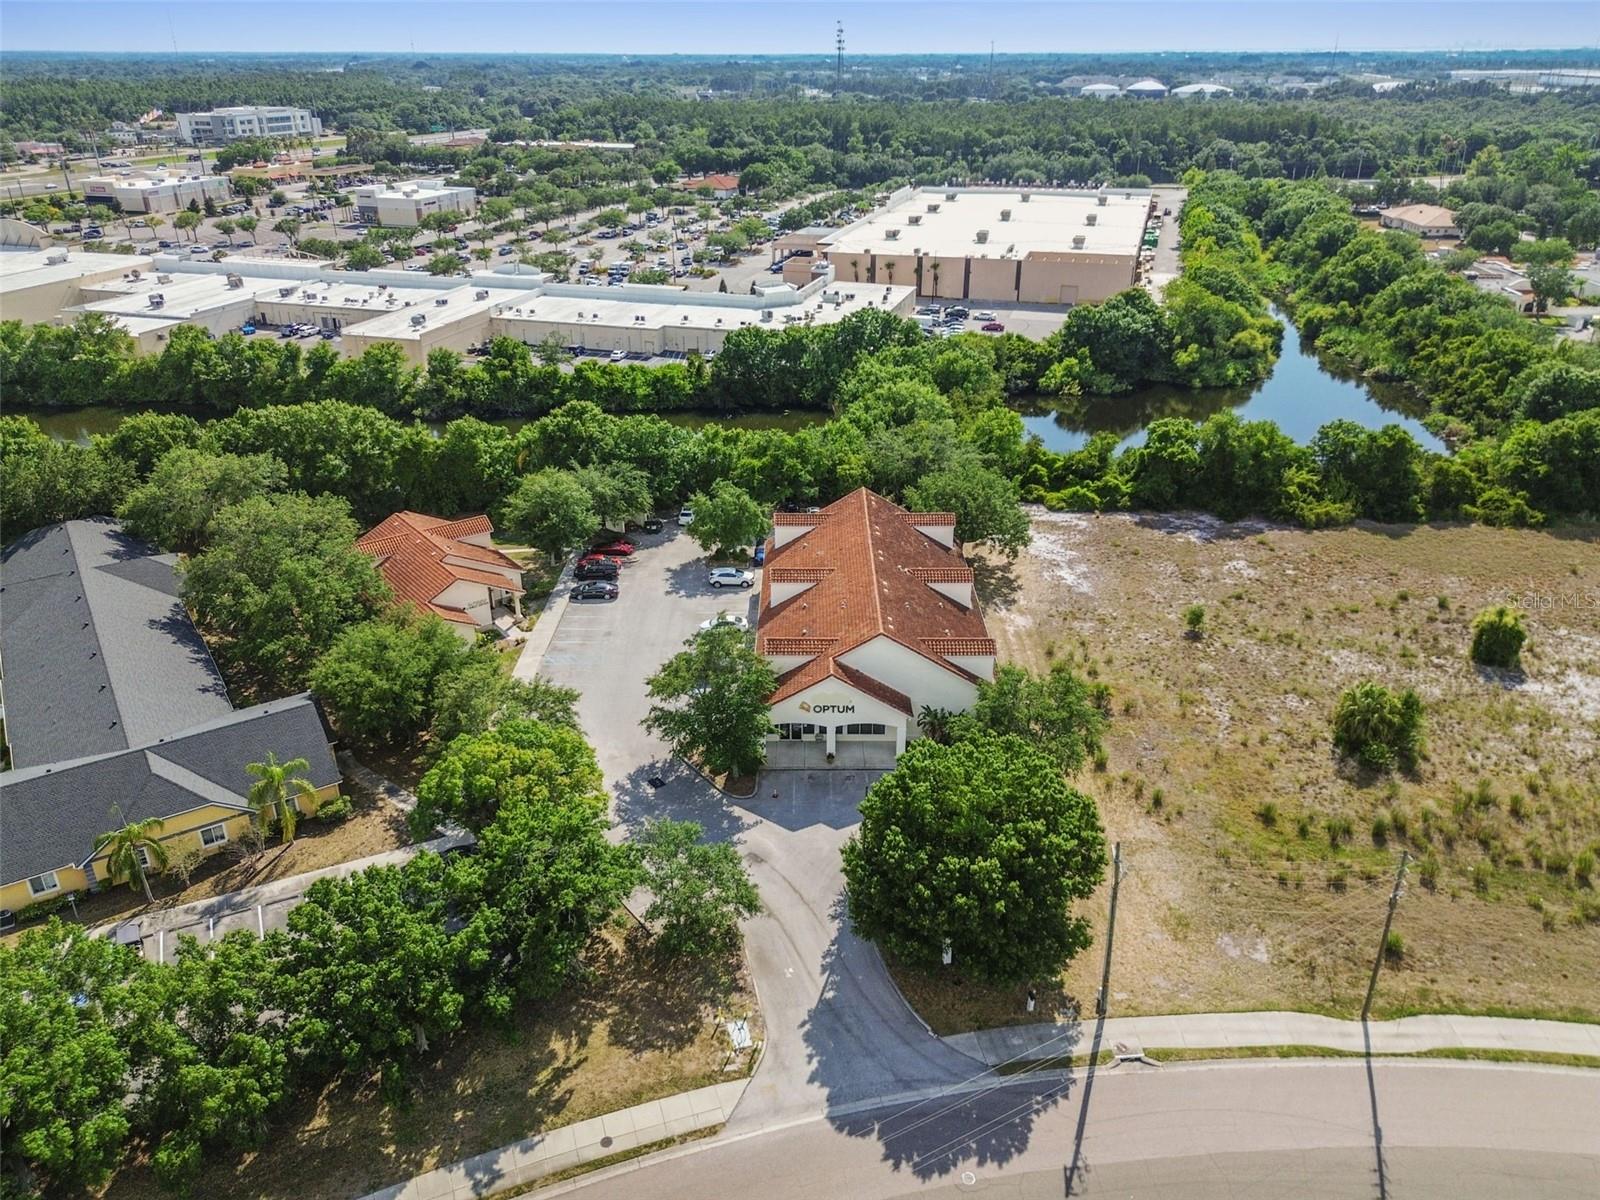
[99,924,759,1200]
[899,511,1600,1034]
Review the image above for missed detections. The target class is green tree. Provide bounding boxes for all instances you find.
[245,752,317,844]
[428,251,466,275]
[0,926,148,1192]
[97,410,202,476]
[905,465,1031,556]
[172,209,203,241]
[496,468,599,560]
[412,717,605,837]
[643,624,776,777]
[1331,680,1424,773]
[573,461,652,531]
[961,664,1106,774]
[283,855,464,1098]
[344,240,386,270]
[1184,604,1206,636]
[685,478,766,556]
[311,610,473,746]
[92,816,170,903]
[1469,605,1528,669]
[117,447,287,552]
[637,819,761,957]
[842,735,1108,985]
[1526,263,1574,312]
[181,492,389,689]
[234,214,259,243]
[428,658,580,747]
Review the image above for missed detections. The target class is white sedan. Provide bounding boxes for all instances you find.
[699,613,750,632]
[708,567,754,589]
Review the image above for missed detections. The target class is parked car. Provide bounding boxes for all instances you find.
[699,613,750,632]
[83,227,104,239]
[753,543,767,566]
[974,311,997,322]
[609,348,626,362]
[574,558,619,580]
[708,567,754,590]
[946,306,970,319]
[677,507,694,526]
[981,321,1005,332]
[571,579,619,601]
[239,323,256,335]
[591,539,634,557]
[639,516,664,533]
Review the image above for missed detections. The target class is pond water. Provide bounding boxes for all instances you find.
[20,312,1444,453]
[1018,308,1446,454]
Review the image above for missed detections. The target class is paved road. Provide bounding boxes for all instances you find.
[546,1060,1600,1198]
[531,528,979,1127]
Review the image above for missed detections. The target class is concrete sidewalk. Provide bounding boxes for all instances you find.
[512,556,575,682]
[357,1079,748,1200]
[943,1010,1600,1065]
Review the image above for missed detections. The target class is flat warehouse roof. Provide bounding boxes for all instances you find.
[0,247,155,296]
[823,188,1149,260]
[490,283,915,335]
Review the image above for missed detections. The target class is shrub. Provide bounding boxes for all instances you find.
[1383,930,1404,960]
[1418,854,1440,890]
[1472,861,1492,896]
[1371,812,1391,845]
[1255,801,1278,827]
[1469,605,1528,669]
[1331,680,1424,773]
[167,847,206,888]
[1183,604,1206,636]
[1575,850,1595,885]
[1325,815,1354,846]
[316,793,354,822]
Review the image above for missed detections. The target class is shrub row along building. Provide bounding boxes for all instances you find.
[0,519,341,915]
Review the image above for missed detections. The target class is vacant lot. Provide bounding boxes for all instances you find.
[910,512,1600,1032]
[100,924,759,1200]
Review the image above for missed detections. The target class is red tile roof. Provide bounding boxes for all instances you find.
[357,511,521,625]
[693,173,741,191]
[922,637,997,657]
[758,488,991,703]
[909,566,974,584]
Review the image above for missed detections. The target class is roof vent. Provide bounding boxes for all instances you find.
[147,293,165,308]
[884,228,900,240]
[46,251,69,266]
[1085,213,1097,226]
[944,191,957,200]
[927,203,941,213]
[155,274,172,284]
[1020,192,1032,202]
[908,213,922,225]
[409,313,426,326]
[225,273,244,288]
[1097,194,1108,206]
[474,289,489,300]
[1000,208,1012,221]
[279,285,296,297]
[434,297,448,306]
[1071,234,1087,249]
[975,229,989,244]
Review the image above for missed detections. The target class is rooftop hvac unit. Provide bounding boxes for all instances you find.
[474,289,489,300]
[975,229,990,244]
[1097,194,1108,206]
[129,269,142,280]
[944,191,957,201]
[1020,192,1032,202]
[225,273,244,288]
[434,297,448,306]
[1000,209,1012,221]
[279,286,296,297]
[926,203,940,213]
[147,293,165,308]
[884,228,900,240]
[1072,234,1087,249]
[409,313,426,327]
[1085,213,1097,226]
[46,252,69,266]
[908,214,922,225]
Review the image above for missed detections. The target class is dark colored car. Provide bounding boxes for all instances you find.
[591,539,635,557]
[640,516,664,533]
[574,557,619,580]
[982,321,1005,332]
[753,543,767,566]
[572,579,619,601]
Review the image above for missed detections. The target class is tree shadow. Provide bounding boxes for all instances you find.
[1473,662,1528,690]
[970,557,1021,611]
[603,926,744,1056]
[1129,511,1284,542]
[612,757,752,846]
[804,898,1071,1183]
[747,768,879,832]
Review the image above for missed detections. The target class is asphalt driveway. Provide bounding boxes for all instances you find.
[529,528,979,1129]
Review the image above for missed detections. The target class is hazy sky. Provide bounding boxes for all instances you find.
[0,1,1594,55]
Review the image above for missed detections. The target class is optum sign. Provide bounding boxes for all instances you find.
[799,701,856,715]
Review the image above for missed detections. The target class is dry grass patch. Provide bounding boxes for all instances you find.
[98,924,759,1200]
[946,512,1600,1029]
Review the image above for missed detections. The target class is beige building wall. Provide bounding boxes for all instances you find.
[919,255,969,300]
[871,252,918,289]
[967,257,1023,303]
[1018,252,1136,304]
[343,310,492,365]
[1,263,149,325]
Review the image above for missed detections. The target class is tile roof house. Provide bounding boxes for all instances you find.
[0,519,342,915]
[756,488,996,764]
[1379,204,1460,238]
[687,173,741,198]
[357,512,525,639]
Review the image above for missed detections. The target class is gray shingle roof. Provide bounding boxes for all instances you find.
[1,518,232,769]
[0,695,339,887]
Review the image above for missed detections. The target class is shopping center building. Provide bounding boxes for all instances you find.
[756,488,996,768]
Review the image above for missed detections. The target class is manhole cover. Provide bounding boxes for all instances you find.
[647,776,666,789]
[599,1135,614,1149]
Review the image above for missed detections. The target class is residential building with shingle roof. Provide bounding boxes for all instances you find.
[756,488,995,763]
[0,519,342,915]
[356,512,525,638]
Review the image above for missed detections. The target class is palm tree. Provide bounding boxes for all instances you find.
[93,817,169,903]
[245,753,317,844]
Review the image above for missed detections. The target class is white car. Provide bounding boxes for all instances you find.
[609,348,626,362]
[699,612,750,632]
[677,507,694,526]
[975,310,997,322]
[708,567,754,590]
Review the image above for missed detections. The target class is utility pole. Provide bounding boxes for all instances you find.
[1362,851,1409,1022]
[835,21,844,95]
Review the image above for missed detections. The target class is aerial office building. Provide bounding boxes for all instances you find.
[176,106,323,144]
[352,178,477,227]
[80,170,232,215]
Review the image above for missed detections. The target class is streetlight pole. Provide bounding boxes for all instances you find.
[1362,851,1409,1022]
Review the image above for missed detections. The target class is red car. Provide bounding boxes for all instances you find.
[982,321,1005,332]
[590,539,635,557]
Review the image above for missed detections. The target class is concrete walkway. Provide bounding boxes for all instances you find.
[357,1079,748,1200]
[512,556,575,682]
[943,1010,1600,1065]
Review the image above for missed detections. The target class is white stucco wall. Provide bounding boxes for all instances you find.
[836,635,980,715]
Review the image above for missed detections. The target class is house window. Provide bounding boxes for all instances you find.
[28,871,60,896]
[199,823,228,848]
[775,723,819,740]
[135,847,152,869]
[842,723,888,736]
